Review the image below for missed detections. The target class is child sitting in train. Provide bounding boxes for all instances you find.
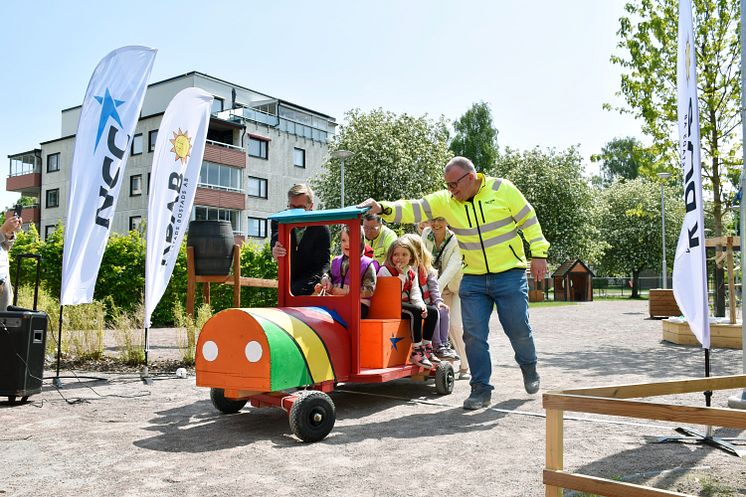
[377,237,439,368]
[402,233,458,361]
[316,225,378,318]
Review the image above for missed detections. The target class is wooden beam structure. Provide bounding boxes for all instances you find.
[186,245,277,316]
[544,374,746,496]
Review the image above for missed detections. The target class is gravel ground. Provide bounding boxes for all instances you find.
[2,299,745,497]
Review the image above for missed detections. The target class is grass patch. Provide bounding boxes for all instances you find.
[529,301,578,308]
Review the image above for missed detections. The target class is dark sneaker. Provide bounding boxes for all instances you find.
[521,363,540,394]
[463,386,491,410]
[435,345,459,361]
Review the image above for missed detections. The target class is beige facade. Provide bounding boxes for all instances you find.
[12,72,336,243]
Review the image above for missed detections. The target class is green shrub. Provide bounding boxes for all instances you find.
[173,300,212,364]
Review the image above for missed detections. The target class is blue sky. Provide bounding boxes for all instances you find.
[0,0,642,209]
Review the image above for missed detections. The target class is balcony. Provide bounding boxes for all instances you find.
[204,140,245,168]
[194,187,246,210]
[7,150,42,195]
[217,108,332,143]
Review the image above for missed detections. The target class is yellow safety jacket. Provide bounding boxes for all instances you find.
[380,174,549,275]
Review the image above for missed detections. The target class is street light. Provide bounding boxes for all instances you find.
[657,172,672,288]
[331,150,353,207]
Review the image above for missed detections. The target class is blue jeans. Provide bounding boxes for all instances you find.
[459,269,537,391]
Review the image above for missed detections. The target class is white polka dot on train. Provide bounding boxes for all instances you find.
[202,340,218,361]
[245,341,263,363]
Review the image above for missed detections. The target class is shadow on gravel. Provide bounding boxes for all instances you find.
[541,341,742,380]
[321,397,532,445]
[133,399,296,452]
[568,427,746,494]
[133,380,531,451]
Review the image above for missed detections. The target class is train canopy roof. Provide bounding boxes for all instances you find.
[269,205,370,224]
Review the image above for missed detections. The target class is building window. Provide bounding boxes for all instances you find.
[131,133,143,156]
[247,176,268,198]
[130,174,142,196]
[193,206,241,233]
[293,148,306,168]
[247,217,267,238]
[47,153,60,173]
[45,225,56,240]
[198,162,242,192]
[248,137,268,159]
[129,216,142,231]
[149,130,158,152]
[211,97,224,114]
[46,189,59,208]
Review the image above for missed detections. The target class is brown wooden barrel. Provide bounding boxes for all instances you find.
[187,221,235,276]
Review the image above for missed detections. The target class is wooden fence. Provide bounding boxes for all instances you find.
[544,375,746,496]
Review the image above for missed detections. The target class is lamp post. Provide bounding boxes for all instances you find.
[657,172,672,289]
[331,150,353,207]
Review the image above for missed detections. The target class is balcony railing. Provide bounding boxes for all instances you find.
[205,139,244,151]
[217,108,331,143]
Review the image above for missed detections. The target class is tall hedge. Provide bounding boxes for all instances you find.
[8,226,277,326]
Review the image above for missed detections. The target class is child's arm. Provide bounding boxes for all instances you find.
[426,269,444,305]
[438,240,462,291]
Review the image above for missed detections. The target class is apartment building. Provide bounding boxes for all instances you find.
[6,71,336,243]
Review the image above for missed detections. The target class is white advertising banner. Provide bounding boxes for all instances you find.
[144,88,213,327]
[60,46,157,305]
[672,0,710,349]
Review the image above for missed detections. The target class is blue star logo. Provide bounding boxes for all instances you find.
[390,336,404,351]
[93,88,125,150]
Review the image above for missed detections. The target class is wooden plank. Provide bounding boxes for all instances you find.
[545,410,563,497]
[186,246,196,316]
[556,374,746,398]
[542,394,746,428]
[543,470,693,497]
[705,236,741,248]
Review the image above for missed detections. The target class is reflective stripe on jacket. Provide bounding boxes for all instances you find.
[380,174,550,275]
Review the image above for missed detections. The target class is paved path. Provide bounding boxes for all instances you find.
[2,300,745,497]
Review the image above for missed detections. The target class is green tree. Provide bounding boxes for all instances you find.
[450,101,499,171]
[591,137,656,185]
[492,147,605,265]
[610,0,741,310]
[596,177,684,297]
[313,109,452,209]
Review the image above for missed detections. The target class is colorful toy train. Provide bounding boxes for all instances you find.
[195,207,454,442]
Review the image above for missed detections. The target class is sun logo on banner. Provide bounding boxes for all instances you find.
[169,128,192,165]
[685,36,692,82]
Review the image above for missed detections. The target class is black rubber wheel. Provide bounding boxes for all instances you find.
[435,361,455,395]
[289,391,335,442]
[210,388,247,414]
[7,395,16,404]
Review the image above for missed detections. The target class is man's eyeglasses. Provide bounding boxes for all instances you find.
[444,172,470,190]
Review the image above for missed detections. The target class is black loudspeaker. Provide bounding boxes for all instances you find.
[0,309,48,401]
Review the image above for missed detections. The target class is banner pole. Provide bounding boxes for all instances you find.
[729,0,746,410]
[53,305,64,388]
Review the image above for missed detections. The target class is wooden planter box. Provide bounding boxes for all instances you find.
[529,290,544,302]
[648,288,681,318]
[662,319,743,349]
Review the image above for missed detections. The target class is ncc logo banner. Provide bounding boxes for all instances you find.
[61,46,157,305]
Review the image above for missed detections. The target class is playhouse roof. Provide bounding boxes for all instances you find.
[552,259,595,277]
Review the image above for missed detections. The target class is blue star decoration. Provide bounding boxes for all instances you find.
[390,335,404,351]
[93,88,125,150]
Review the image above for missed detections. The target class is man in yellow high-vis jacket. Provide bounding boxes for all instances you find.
[359,156,549,410]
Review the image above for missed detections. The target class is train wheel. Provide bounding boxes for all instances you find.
[289,391,335,442]
[210,388,247,414]
[435,362,455,395]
